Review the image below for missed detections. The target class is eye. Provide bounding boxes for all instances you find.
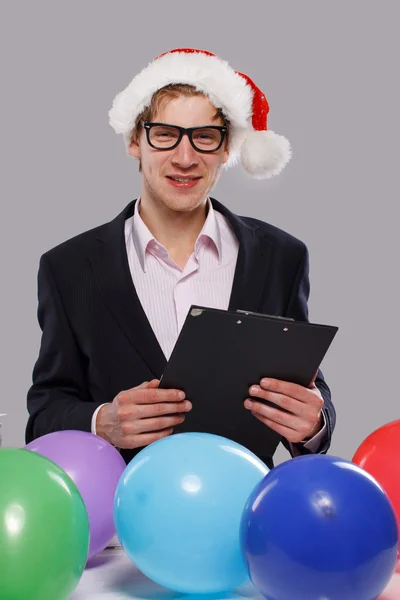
[151,126,179,140]
[155,131,175,138]
[148,126,180,148]
[192,129,220,146]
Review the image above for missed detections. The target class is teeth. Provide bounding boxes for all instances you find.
[171,177,196,182]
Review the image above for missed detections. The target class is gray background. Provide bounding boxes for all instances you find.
[0,1,398,464]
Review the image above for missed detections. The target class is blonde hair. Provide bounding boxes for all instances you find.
[129,84,230,171]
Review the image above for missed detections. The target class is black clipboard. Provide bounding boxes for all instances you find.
[159,306,338,456]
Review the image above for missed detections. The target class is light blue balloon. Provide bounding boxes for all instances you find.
[114,432,269,594]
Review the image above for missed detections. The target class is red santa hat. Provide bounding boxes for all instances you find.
[109,48,292,179]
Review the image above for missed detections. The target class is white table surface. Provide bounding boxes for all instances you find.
[70,547,263,600]
[71,549,400,600]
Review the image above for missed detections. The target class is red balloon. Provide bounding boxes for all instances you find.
[353,420,400,559]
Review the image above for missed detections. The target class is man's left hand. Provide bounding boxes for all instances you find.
[244,376,324,444]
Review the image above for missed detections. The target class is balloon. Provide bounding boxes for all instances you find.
[114,432,269,594]
[353,420,400,543]
[241,454,398,600]
[25,430,126,559]
[0,448,89,600]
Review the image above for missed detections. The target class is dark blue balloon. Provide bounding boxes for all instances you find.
[240,455,398,600]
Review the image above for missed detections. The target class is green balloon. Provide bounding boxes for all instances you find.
[0,448,90,600]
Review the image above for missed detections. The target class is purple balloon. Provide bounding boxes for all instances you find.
[25,430,126,559]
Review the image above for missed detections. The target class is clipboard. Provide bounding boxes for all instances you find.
[159,306,338,455]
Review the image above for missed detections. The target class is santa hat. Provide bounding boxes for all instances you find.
[109,48,292,179]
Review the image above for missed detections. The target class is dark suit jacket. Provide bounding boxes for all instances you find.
[26,198,336,469]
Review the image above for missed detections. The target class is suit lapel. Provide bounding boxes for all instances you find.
[88,200,167,378]
[210,198,272,313]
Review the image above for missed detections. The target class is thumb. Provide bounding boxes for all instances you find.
[309,369,318,388]
[135,380,150,390]
[146,379,160,389]
[135,379,160,390]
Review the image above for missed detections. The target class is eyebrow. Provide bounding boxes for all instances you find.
[146,122,225,128]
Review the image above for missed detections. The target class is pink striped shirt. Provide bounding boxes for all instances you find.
[125,198,239,360]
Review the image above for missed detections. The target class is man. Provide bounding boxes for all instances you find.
[26,48,335,469]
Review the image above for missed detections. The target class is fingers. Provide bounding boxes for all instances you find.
[245,398,304,432]
[252,379,323,410]
[251,411,307,444]
[134,379,159,390]
[249,386,323,417]
[134,400,192,419]
[146,379,160,389]
[258,378,309,402]
[135,381,150,390]
[249,386,298,414]
[119,386,186,405]
[109,381,192,450]
[245,397,315,442]
[116,399,191,421]
[121,413,186,436]
[244,388,322,443]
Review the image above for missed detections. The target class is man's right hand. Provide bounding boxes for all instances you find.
[96,379,192,449]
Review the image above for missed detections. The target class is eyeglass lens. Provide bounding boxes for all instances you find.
[149,125,223,151]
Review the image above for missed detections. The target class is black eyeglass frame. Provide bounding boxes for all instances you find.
[142,121,228,153]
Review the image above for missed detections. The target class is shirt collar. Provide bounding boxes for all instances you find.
[195,199,222,263]
[132,198,155,272]
[132,197,223,272]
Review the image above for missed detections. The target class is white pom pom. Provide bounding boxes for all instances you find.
[240,130,292,179]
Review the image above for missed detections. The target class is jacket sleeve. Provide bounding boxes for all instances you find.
[25,254,104,443]
[280,244,336,457]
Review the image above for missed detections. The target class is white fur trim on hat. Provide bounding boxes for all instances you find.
[109,52,252,168]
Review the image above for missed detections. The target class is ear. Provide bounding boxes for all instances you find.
[222,144,230,165]
[128,139,141,159]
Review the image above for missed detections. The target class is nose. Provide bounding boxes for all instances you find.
[171,134,199,169]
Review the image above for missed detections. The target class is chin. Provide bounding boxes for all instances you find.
[164,195,205,213]
[160,185,209,213]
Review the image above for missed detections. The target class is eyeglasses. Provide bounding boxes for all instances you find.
[142,121,228,153]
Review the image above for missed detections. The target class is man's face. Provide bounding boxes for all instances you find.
[129,95,230,213]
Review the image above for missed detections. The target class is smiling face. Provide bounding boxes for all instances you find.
[129,94,230,215]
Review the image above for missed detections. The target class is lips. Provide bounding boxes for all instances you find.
[166,175,201,189]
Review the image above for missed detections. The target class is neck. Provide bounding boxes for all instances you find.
[137,191,209,268]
